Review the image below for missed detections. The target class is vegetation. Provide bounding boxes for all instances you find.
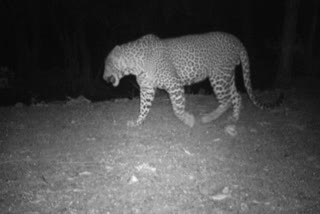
[0,0,319,103]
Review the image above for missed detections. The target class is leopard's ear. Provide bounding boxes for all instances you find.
[142,34,159,40]
[111,45,122,57]
[114,45,121,51]
[141,34,160,43]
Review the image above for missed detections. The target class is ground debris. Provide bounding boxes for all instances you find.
[135,163,157,173]
[66,95,91,105]
[224,125,237,136]
[1,93,319,213]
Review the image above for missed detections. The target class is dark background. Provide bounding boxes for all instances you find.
[0,0,319,105]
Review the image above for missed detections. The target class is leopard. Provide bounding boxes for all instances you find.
[103,32,283,127]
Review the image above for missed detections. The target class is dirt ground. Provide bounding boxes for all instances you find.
[1,88,320,214]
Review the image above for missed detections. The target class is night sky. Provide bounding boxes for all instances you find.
[0,0,318,104]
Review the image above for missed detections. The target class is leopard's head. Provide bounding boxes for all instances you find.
[103,46,126,87]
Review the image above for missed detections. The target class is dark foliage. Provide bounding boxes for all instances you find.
[0,0,319,104]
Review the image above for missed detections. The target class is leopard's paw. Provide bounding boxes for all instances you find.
[201,115,212,124]
[184,113,195,128]
[127,120,137,127]
[126,120,141,127]
[201,112,220,123]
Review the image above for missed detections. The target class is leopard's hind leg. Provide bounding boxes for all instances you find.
[168,85,195,127]
[201,71,241,123]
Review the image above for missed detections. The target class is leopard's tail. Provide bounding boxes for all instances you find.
[239,48,283,109]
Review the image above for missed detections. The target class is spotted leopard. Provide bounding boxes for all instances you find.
[103,32,282,127]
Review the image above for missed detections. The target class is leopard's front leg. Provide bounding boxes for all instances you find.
[127,87,155,127]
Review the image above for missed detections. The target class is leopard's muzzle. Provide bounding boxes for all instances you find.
[103,73,120,87]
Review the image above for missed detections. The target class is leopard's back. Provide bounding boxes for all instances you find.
[164,32,243,85]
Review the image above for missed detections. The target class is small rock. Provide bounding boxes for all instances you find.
[128,175,138,184]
